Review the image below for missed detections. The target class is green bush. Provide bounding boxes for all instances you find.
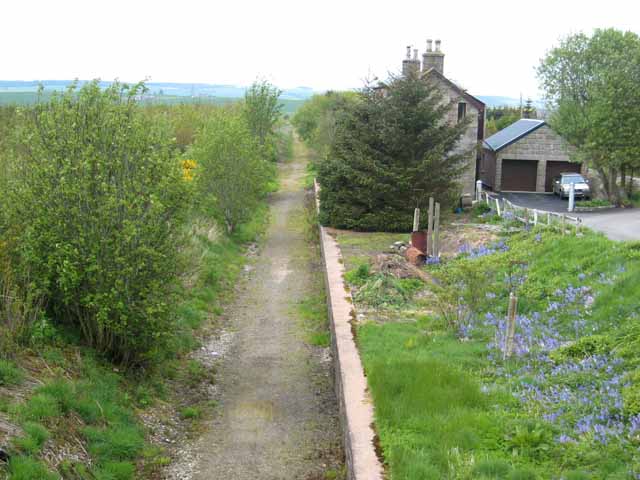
[3,81,188,364]
[7,456,58,480]
[344,263,371,286]
[191,107,273,234]
[0,359,23,386]
[317,75,470,232]
[551,335,612,362]
[473,459,511,478]
[12,422,50,454]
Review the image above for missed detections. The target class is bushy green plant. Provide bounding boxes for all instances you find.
[12,422,50,454]
[317,74,470,231]
[344,263,371,286]
[191,107,273,234]
[3,81,187,364]
[243,79,283,160]
[0,359,23,386]
[7,456,58,480]
[354,273,422,308]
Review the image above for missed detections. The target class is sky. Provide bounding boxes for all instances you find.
[2,0,639,98]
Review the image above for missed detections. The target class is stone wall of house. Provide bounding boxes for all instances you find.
[436,81,480,198]
[494,125,574,192]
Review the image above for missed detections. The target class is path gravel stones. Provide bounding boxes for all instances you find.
[181,147,342,479]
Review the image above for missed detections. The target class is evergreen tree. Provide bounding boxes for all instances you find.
[317,74,470,232]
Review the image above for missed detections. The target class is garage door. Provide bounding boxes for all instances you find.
[545,161,582,192]
[502,159,538,191]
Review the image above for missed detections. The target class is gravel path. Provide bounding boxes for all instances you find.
[187,147,342,479]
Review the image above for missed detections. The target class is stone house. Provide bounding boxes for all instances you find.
[401,40,486,199]
[480,119,582,192]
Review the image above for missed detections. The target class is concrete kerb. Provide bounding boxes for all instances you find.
[314,180,384,480]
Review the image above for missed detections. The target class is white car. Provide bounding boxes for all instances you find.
[552,173,591,200]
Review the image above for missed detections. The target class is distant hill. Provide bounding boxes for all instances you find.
[0,80,316,101]
[0,80,545,112]
[478,96,545,109]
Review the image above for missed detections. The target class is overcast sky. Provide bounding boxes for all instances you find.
[2,0,638,98]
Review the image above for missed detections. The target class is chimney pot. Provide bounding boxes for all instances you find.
[406,46,411,59]
[413,48,419,60]
[427,39,433,52]
[435,39,441,52]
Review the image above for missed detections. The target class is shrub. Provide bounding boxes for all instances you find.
[551,335,612,361]
[344,263,371,286]
[7,456,58,480]
[191,107,273,234]
[4,81,188,365]
[12,422,50,455]
[0,359,23,386]
[317,74,470,232]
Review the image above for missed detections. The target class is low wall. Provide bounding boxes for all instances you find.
[315,181,384,480]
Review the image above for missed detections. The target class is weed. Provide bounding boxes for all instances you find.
[180,406,201,419]
[0,360,23,386]
[12,422,50,455]
[7,456,58,480]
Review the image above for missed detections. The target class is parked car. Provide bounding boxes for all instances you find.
[552,173,591,199]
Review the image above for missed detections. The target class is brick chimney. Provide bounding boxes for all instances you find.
[402,45,421,77]
[422,38,444,74]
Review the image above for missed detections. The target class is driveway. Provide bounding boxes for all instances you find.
[498,192,640,241]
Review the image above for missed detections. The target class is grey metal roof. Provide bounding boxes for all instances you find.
[483,119,546,152]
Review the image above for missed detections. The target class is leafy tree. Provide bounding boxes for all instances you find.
[538,28,640,203]
[2,81,187,365]
[191,107,273,233]
[243,80,282,159]
[523,98,536,119]
[292,91,358,158]
[317,75,470,232]
[485,106,521,136]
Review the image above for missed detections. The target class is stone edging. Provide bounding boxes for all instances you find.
[314,180,384,480]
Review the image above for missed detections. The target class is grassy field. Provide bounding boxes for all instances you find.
[339,217,640,479]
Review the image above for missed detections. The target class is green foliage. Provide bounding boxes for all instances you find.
[551,335,612,362]
[575,199,612,208]
[243,80,283,149]
[354,274,422,308]
[0,359,23,386]
[191,107,273,233]
[3,80,188,365]
[12,422,50,455]
[538,29,640,204]
[292,91,358,159]
[317,75,470,231]
[486,106,522,136]
[7,456,58,480]
[343,263,371,286]
[180,406,202,419]
[473,459,511,478]
[473,202,492,216]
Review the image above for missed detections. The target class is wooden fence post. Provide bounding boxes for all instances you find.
[426,197,434,256]
[533,209,538,226]
[433,202,441,259]
[524,208,530,226]
[504,292,518,360]
[495,198,502,217]
[547,212,551,226]
[413,208,421,232]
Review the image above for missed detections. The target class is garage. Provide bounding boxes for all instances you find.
[482,120,578,193]
[501,159,538,191]
[545,161,582,192]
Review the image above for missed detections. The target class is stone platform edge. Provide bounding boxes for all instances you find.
[314,180,384,480]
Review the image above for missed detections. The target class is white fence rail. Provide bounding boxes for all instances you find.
[479,190,583,234]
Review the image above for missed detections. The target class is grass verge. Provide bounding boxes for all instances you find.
[346,227,640,479]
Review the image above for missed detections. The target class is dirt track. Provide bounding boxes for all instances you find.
[181,143,342,479]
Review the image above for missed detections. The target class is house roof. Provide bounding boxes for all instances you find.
[483,119,546,152]
[421,67,485,111]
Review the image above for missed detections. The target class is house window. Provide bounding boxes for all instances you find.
[457,102,467,122]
